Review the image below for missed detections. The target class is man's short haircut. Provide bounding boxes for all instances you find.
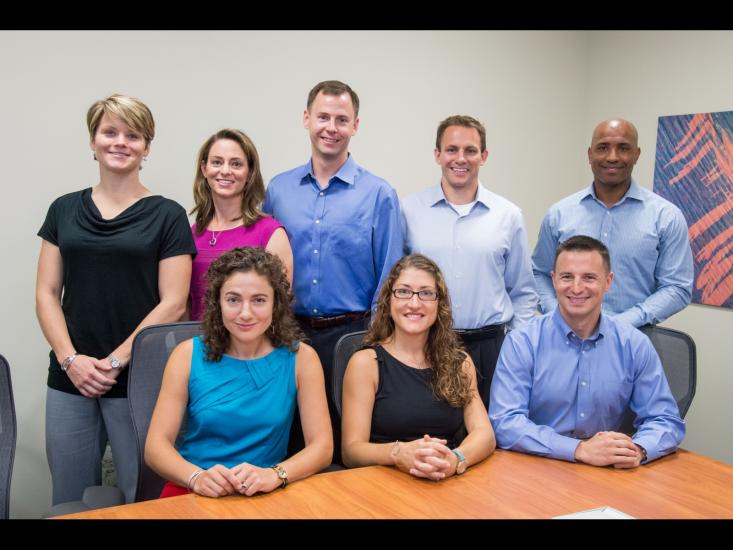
[554,235,611,273]
[306,80,360,118]
[436,115,486,152]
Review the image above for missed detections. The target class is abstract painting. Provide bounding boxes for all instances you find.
[654,111,733,309]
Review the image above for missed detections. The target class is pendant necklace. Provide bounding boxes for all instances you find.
[209,230,222,247]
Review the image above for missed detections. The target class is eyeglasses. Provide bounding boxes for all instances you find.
[391,288,439,302]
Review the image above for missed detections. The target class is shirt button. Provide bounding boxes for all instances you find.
[581,381,587,387]
[315,219,320,224]
[580,413,585,418]
[319,192,324,196]
[603,232,608,237]
[312,279,318,284]
[313,249,318,254]
[313,308,318,313]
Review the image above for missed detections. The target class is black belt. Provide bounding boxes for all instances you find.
[455,324,505,342]
[295,312,369,330]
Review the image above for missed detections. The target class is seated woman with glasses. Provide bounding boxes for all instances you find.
[145,247,332,498]
[341,254,495,480]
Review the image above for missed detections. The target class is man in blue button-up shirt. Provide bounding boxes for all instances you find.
[402,115,537,407]
[532,118,693,327]
[490,236,684,467]
[263,80,404,464]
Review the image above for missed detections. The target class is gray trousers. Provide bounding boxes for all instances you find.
[45,387,138,505]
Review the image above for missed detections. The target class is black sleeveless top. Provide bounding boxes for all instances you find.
[369,345,464,448]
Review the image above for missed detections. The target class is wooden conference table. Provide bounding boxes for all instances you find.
[58,449,733,519]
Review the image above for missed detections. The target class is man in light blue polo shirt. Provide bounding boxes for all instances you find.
[263,80,404,464]
[532,118,693,327]
[401,115,537,407]
[490,236,684,466]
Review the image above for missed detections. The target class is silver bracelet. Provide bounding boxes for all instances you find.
[60,353,78,372]
[187,468,203,491]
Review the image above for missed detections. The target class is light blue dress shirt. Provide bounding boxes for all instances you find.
[263,155,404,317]
[531,180,693,327]
[489,309,685,463]
[401,183,537,329]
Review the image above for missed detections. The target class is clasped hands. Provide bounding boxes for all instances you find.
[394,434,456,481]
[65,354,122,398]
[190,463,281,498]
[574,430,645,469]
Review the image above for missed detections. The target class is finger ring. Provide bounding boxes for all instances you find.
[241,482,248,489]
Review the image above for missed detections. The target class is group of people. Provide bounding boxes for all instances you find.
[35,79,692,506]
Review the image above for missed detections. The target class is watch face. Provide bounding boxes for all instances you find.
[110,357,121,369]
[456,460,467,475]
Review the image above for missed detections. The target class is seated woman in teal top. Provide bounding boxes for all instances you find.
[146,247,332,498]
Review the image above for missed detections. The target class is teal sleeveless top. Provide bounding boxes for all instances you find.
[177,336,297,469]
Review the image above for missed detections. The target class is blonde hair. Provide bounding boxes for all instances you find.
[86,94,155,144]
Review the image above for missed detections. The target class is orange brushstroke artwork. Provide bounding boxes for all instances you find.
[654,112,733,308]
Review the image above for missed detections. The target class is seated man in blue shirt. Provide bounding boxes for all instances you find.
[531,118,693,328]
[263,80,404,464]
[490,235,684,467]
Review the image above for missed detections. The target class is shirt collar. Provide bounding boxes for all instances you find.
[428,182,491,209]
[580,178,644,205]
[551,307,605,343]
[301,154,357,187]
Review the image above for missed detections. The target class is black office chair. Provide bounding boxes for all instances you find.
[640,325,697,417]
[331,330,368,419]
[0,354,17,519]
[44,322,203,517]
[619,325,697,434]
[128,321,203,502]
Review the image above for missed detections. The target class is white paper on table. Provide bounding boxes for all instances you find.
[553,506,635,519]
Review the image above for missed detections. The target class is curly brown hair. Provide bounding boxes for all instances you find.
[364,254,473,408]
[201,247,303,362]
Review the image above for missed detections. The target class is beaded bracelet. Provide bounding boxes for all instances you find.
[187,469,203,491]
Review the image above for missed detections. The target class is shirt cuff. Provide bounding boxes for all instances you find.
[553,434,582,462]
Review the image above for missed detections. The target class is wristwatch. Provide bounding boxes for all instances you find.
[452,449,467,475]
[270,464,288,488]
[109,355,122,370]
[637,444,648,463]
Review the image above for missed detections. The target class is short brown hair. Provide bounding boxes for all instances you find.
[86,94,155,144]
[436,115,486,152]
[554,235,611,273]
[201,247,303,362]
[306,80,360,118]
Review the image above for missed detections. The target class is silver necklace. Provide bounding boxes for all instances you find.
[209,229,222,247]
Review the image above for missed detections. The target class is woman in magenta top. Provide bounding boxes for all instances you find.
[189,129,293,321]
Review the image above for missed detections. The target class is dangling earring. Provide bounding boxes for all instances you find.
[93,153,97,161]
[139,157,147,171]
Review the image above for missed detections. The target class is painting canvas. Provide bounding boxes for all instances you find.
[654,111,733,309]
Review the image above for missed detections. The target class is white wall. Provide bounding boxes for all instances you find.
[586,30,733,466]
[1,30,729,518]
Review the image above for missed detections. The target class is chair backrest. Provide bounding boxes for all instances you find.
[128,321,203,502]
[332,330,368,418]
[0,354,17,519]
[619,325,697,435]
[641,325,697,418]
